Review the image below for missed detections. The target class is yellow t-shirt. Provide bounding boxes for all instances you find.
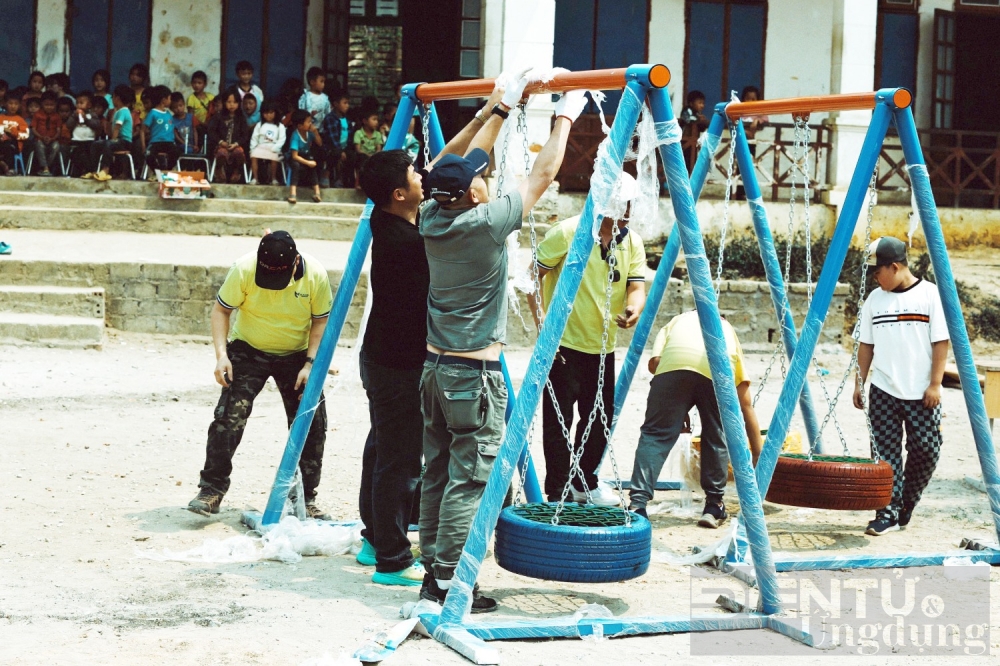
[537,216,646,354]
[187,92,215,125]
[216,251,333,355]
[651,310,747,384]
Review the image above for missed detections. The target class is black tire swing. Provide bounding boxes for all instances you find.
[492,106,651,583]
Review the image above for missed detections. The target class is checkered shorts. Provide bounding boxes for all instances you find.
[868,383,943,521]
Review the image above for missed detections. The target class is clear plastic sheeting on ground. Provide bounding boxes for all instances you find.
[137,516,360,564]
[654,522,736,566]
[299,654,362,666]
[353,615,425,662]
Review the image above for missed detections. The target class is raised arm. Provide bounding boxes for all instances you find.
[517,90,588,215]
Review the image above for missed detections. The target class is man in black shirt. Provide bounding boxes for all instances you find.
[356,150,429,586]
[354,84,507,594]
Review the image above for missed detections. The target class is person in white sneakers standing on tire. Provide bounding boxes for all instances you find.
[528,173,647,506]
[855,236,950,537]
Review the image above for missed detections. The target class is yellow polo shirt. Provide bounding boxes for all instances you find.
[217,251,333,355]
[651,310,747,383]
[537,216,646,354]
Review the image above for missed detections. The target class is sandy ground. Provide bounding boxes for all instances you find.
[2,330,1000,665]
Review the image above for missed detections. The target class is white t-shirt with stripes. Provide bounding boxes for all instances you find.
[860,278,950,400]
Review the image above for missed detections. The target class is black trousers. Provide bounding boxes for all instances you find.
[358,348,423,573]
[542,346,615,499]
[148,141,180,171]
[199,339,326,498]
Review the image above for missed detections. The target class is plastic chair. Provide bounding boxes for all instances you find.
[177,137,210,176]
[96,151,137,180]
[12,152,26,175]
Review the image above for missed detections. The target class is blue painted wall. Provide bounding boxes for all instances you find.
[553,0,648,114]
[0,0,36,85]
[687,0,765,108]
[879,12,917,93]
[222,0,305,98]
[69,0,150,93]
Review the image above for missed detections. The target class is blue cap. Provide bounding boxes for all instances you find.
[425,148,490,203]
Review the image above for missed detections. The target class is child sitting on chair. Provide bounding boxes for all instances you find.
[0,96,29,176]
[287,109,322,204]
[65,90,102,177]
[32,92,63,176]
[90,85,135,181]
[628,310,763,528]
[249,100,286,185]
[352,110,383,190]
[143,86,179,173]
[171,92,198,154]
[854,237,950,537]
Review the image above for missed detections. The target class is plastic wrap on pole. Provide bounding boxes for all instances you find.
[894,106,1000,541]
[439,82,648,625]
[647,86,782,616]
[260,97,419,525]
[501,352,543,504]
[453,613,770,641]
[689,108,727,200]
[773,548,1000,572]
[753,103,893,500]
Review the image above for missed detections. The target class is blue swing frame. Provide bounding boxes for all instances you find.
[686,94,1000,575]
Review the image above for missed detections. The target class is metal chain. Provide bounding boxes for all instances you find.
[420,103,432,168]
[552,213,628,526]
[812,167,880,458]
[715,122,739,296]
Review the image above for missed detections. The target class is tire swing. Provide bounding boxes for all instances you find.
[761,118,893,511]
[492,99,651,583]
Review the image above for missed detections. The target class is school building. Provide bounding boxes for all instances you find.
[0,0,997,209]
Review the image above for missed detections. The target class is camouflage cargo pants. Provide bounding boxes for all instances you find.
[199,339,327,499]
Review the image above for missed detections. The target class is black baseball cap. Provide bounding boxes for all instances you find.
[425,148,490,203]
[256,231,300,290]
[866,237,907,267]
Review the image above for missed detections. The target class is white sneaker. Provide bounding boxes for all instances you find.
[571,484,622,507]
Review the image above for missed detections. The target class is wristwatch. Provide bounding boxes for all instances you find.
[491,104,510,120]
[304,356,315,365]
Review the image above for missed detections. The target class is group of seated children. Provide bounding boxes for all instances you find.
[0,61,413,201]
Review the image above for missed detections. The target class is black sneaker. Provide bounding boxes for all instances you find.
[305,501,331,521]
[898,504,915,528]
[865,518,899,536]
[188,489,222,515]
[698,501,727,528]
[629,505,648,519]
[420,577,498,614]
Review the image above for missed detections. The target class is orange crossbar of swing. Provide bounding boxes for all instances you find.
[413,66,670,102]
[724,90,912,119]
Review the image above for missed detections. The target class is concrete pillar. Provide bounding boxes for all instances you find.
[482,0,556,155]
[649,0,685,115]
[148,0,223,93]
[35,0,68,74]
[824,0,877,214]
[305,0,325,73]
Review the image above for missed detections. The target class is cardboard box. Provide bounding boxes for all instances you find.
[156,170,211,199]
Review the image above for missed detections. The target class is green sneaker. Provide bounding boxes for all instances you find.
[356,537,377,566]
[372,561,425,587]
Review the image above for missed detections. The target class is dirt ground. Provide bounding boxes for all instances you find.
[2,327,1000,665]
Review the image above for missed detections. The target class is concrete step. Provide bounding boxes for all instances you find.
[0,175,369,203]
[0,229,367,339]
[0,190,366,242]
[0,312,104,349]
[0,285,105,318]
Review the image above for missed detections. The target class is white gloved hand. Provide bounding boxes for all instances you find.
[553,90,589,122]
[500,71,532,109]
